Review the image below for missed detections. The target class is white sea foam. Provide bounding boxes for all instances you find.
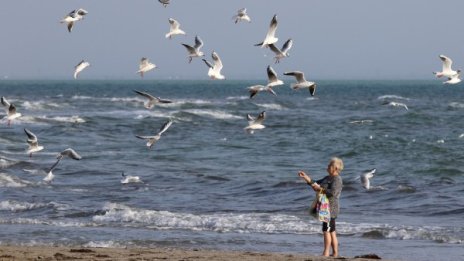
[377,95,410,101]
[0,158,17,168]
[226,96,248,101]
[0,200,44,211]
[0,173,32,187]
[93,203,317,233]
[71,95,94,100]
[0,217,89,228]
[84,241,124,248]
[22,101,62,110]
[33,115,86,123]
[183,109,242,120]
[255,103,286,110]
[448,102,464,109]
[305,97,319,101]
[133,110,173,120]
[89,203,463,244]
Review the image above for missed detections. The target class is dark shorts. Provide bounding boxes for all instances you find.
[322,218,336,232]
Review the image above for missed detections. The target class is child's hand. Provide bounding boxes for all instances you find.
[298,171,307,178]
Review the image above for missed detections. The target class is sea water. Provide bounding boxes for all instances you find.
[0,80,463,261]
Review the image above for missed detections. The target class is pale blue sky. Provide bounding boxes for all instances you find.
[1,0,463,80]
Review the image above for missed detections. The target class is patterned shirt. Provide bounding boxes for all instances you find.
[316,175,343,218]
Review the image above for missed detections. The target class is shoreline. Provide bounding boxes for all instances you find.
[0,245,400,261]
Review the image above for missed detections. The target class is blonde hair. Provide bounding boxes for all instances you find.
[329,157,344,173]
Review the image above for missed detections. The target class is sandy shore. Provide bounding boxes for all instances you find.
[0,245,400,261]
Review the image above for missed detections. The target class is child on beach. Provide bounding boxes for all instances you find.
[298,157,344,257]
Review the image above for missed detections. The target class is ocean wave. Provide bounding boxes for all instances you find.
[448,102,464,109]
[72,95,216,107]
[377,95,410,101]
[89,203,463,244]
[0,157,18,168]
[0,200,67,212]
[362,226,462,244]
[83,241,125,248]
[0,218,90,228]
[0,173,33,187]
[22,101,63,111]
[182,109,242,120]
[255,103,286,110]
[92,203,317,234]
[226,96,248,101]
[34,115,86,124]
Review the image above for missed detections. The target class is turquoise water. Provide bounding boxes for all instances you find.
[0,80,463,261]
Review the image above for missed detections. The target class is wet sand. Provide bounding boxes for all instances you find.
[0,245,398,260]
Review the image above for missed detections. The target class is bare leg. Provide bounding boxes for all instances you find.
[323,232,331,257]
[330,231,339,257]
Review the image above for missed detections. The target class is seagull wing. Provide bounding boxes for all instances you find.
[440,55,453,72]
[255,111,266,125]
[1,96,10,108]
[265,14,278,41]
[77,9,88,16]
[156,97,173,103]
[8,104,17,115]
[202,59,213,69]
[211,51,223,71]
[60,148,82,160]
[182,43,196,54]
[67,21,74,33]
[169,18,180,30]
[281,38,293,53]
[360,174,370,189]
[267,65,279,82]
[158,119,173,135]
[47,158,62,173]
[284,71,306,83]
[133,90,155,101]
[136,135,155,140]
[24,128,38,145]
[194,35,204,50]
[268,44,282,56]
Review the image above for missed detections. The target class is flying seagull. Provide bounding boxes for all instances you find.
[1,96,22,126]
[255,14,278,48]
[24,128,44,157]
[44,148,82,183]
[360,168,376,190]
[60,8,88,33]
[244,111,266,134]
[133,90,172,109]
[266,65,284,87]
[283,71,317,96]
[121,172,142,184]
[247,65,282,98]
[233,8,251,24]
[136,119,173,149]
[74,60,90,79]
[434,55,460,79]
[202,51,225,80]
[165,18,186,39]
[268,38,293,63]
[248,85,276,99]
[137,58,157,78]
[158,0,170,8]
[181,35,204,63]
